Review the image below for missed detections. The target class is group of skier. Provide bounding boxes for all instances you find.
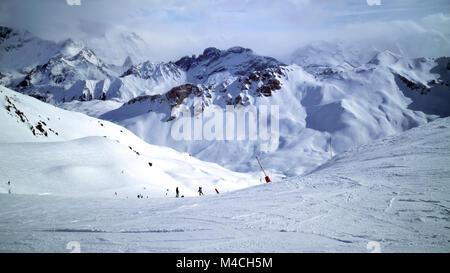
[174,186,203,198]
[113,186,205,199]
[6,179,208,198]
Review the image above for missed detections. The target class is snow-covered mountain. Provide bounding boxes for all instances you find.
[0,26,116,103]
[0,85,259,197]
[15,39,120,103]
[1,25,449,253]
[98,48,450,176]
[175,46,285,83]
[1,26,449,178]
[0,26,190,105]
[118,61,187,98]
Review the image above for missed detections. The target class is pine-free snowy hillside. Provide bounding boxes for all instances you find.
[0,86,259,197]
[0,116,448,252]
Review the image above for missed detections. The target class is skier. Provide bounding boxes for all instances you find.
[198,187,204,196]
[7,181,10,186]
[176,187,179,198]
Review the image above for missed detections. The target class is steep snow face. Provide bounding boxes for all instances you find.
[0,117,449,252]
[0,86,259,197]
[99,52,449,177]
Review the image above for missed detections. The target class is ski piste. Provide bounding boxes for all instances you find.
[1,4,449,254]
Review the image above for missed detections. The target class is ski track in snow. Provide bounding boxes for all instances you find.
[1,118,449,252]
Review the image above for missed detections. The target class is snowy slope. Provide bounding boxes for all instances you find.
[0,117,448,252]
[0,86,259,197]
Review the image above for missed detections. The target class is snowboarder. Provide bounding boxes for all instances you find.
[176,187,179,198]
[198,187,204,196]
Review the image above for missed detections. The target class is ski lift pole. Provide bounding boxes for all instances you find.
[256,156,271,183]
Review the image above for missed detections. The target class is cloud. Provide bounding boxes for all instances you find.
[366,0,381,6]
[66,0,81,6]
[0,0,449,62]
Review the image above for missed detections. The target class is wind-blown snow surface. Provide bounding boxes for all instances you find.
[0,86,259,197]
[1,117,449,252]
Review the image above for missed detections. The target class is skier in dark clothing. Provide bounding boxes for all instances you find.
[198,187,204,196]
[176,187,179,198]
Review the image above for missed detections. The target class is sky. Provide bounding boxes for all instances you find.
[1,0,450,63]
